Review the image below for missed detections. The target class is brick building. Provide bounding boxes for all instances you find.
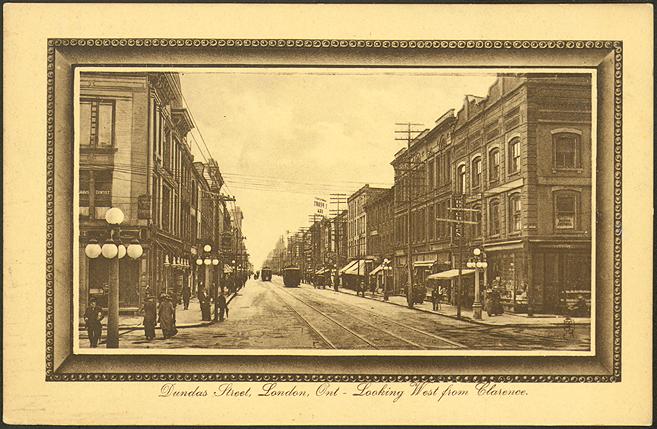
[391,73,592,313]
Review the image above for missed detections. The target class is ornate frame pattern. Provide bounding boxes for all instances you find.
[45,38,622,382]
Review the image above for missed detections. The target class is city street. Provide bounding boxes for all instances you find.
[111,277,589,350]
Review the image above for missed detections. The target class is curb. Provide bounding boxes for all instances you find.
[334,288,590,328]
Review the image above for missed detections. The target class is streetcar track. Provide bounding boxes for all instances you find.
[272,285,380,349]
[297,286,467,349]
[287,288,431,349]
[267,283,338,349]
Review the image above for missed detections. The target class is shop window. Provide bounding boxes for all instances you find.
[489,199,500,235]
[471,157,482,189]
[79,99,114,148]
[508,138,521,174]
[553,133,581,169]
[509,193,522,233]
[457,164,467,194]
[554,192,578,230]
[489,148,500,183]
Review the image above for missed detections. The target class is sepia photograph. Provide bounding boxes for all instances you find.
[75,68,594,354]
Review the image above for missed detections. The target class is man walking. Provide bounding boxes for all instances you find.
[83,297,104,348]
[142,294,157,341]
[182,284,191,310]
[217,291,229,322]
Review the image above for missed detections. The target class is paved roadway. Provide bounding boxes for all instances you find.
[113,276,590,350]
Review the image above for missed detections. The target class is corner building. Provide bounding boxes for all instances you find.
[392,73,592,313]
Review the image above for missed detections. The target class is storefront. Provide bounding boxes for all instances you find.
[485,241,591,314]
[427,269,475,306]
[487,249,527,313]
[531,242,592,314]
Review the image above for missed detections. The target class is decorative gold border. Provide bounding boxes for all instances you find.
[45,38,622,382]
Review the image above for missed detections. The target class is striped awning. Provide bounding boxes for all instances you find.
[339,260,358,274]
[426,269,475,280]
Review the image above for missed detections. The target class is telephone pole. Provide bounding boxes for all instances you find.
[437,202,479,319]
[329,193,347,270]
[395,122,423,308]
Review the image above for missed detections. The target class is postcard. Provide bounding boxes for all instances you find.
[3,3,652,426]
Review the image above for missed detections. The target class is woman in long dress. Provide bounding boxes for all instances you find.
[158,294,177,339]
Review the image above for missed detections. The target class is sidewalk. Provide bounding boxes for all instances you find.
[325,285,590,328]
[78,295,236,331]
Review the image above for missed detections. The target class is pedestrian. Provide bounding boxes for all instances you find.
[158,294,177,339]
[431,286,438,311]
[198,285,211,321]
[142,294,157,341]
[571,294,589,317]
[182,284,191,310]
[83,297,104,348]
[358,280,365,297]
[217,291,229,322]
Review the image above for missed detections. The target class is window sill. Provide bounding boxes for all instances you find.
[80,146,118,153]
[552,168,584,174]
[507,171,521,178]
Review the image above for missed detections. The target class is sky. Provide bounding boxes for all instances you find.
[179,69,498,267]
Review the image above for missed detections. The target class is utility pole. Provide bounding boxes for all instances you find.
[329,193,347,268]
[395,122,423,308]
[329,193,347,290]
[298,227,309,282]
[437,203,479,319]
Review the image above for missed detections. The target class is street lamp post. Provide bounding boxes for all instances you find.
[466,247,488,320]
[382,258,391,301]
[84,207,143,348]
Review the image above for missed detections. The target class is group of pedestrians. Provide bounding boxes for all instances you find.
[197,284,229,322]
[83,276,246,347]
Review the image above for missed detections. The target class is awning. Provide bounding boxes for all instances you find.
[426,269,475,280]
[339,260,359,274]
[369,264,384,276]
[413,260,435,268]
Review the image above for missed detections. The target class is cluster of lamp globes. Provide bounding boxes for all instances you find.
[195,244,220,266]
[382,258,393,270]
[83,208,144,260]
[466,248,489,269]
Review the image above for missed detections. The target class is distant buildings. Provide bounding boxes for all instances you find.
[266,73,592,314]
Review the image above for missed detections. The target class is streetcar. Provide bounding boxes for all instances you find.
[261,267,273,281]
[282,266,301,288]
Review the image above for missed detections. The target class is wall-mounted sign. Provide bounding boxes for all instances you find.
[137,194,151,219]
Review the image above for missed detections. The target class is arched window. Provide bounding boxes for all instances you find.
[471,156,482,188]
[489,199,500,235]
[554,191,579,230]
[508,138,521,174]
[509,193,522,232]
[489,148,500,182]
[457,164,467,194]
[553,132,581,169]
